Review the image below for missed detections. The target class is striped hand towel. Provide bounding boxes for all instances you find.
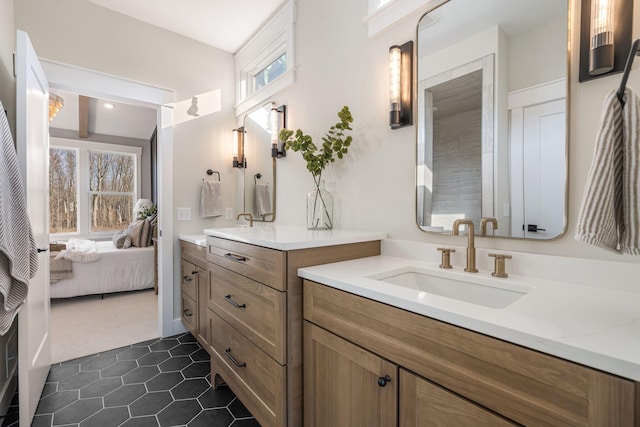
[575,88,640,255]
[0,102,39,334]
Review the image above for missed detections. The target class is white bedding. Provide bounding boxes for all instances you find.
[50,241,154,298]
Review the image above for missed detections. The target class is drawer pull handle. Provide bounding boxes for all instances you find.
[183,309,193,317]
[224,252,247,262]
[191,270,198,275]
[377,375,391,387]
[224,348,246,368]
[224,295,246,309]
[182,276,192,282]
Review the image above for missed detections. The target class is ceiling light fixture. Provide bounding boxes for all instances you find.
[49,94,64,123]
[103,102,116,110]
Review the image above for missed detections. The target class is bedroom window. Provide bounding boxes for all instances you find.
[49,147,78,234]
[50,138,142,239]
[88,151,136,233]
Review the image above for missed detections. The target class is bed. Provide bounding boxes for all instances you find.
[50,241,154,299]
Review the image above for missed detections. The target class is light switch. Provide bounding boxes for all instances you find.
[225,207,233,220]
[177,207,191,221]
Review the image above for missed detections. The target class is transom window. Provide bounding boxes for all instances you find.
[254,53,287,92]
[49,138,142,238]
[234,0,295,116]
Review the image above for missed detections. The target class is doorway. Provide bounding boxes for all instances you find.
[41,59,176,338]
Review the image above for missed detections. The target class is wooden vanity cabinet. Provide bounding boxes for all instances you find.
[304,322,398,427]
[180,241,210,349]
[206,236,381,427]
[304,280,638,427]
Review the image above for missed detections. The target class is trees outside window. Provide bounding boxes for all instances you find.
[49,148,78,234]
[49,138,141,238]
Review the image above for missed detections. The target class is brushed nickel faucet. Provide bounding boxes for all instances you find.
[480,217,498,237]
[452,219,478,272]
[237,212,254,227]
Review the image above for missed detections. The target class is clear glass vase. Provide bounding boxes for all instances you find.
[307,180,333,230]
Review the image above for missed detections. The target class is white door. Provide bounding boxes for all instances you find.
[522,99,566,239]
[15,30,51,426]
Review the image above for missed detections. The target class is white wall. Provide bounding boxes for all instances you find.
[270,0,640,265]
[508,17,567,91]
[0,0,15,134]
[14,0,238,319]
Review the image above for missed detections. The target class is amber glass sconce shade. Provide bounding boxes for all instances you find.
[389,41,413,129]
[232,127,245,168]
[270,105,286,158]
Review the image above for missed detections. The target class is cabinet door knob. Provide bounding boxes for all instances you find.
[377,375,392,387]
[182,276,192,282]
[183,309,192,317]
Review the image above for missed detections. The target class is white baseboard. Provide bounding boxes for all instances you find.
[172,318,188,336]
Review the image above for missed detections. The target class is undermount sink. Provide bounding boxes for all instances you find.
[369,267,531,309]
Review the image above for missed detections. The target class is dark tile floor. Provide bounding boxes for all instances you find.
[3,333,260,427]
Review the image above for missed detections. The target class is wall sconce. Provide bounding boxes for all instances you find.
[271,104,287,158]
[232,126,245,168]
[389,41,413,129]
[579,0,633,82]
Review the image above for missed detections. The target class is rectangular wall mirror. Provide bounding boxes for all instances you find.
[416,0,569,239]
[242,102,282,221]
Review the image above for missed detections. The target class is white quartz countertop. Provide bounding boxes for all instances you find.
[178,234,207,247]
[203,225,386,250]
[298,255,640,381]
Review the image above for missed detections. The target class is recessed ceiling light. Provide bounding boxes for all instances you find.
[103,102,116,110]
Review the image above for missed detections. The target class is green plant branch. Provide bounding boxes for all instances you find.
[279,106,353,178]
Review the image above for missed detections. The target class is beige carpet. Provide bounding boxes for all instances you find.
[50,289,159,364]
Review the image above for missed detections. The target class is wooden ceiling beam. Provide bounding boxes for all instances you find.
[79,95,89,138]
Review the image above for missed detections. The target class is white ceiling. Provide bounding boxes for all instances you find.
[88,0,288,53]
[50,90,157,140]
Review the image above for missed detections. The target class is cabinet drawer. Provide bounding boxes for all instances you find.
[181,241,207,266]
[180,260,197,300]
[208,263,286,364]
[206,236,286,291]
[209,311,285,427]
[181,293,196,334]
[304,281,636,427]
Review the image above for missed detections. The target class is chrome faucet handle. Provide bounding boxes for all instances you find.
[489,253,512,278]
[436,248,455,269]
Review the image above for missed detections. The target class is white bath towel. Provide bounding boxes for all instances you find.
[575,88,640,254]
[254,183,272,217]
[0,102,39,334]
[200,180,222,218]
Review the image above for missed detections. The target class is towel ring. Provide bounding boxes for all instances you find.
[206,170,221,181]
[254,173,262,184]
